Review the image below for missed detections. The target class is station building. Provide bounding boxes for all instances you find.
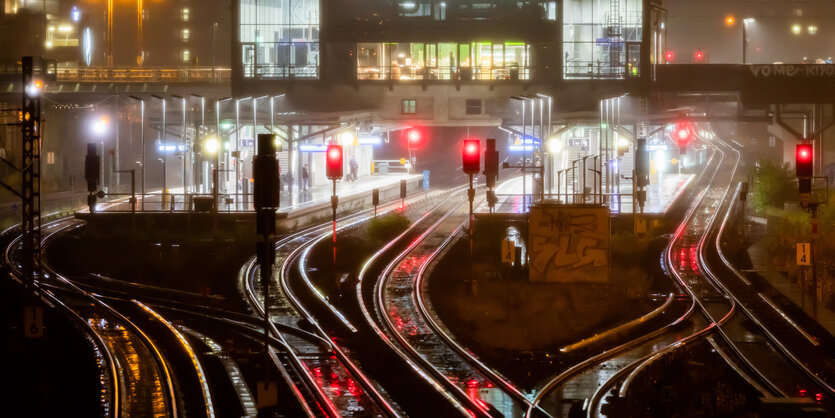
[227,0,666,195]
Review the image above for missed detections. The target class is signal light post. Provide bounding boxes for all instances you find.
[253,133,280,404]
[326,144,343,264]
[463,139,480,232]
[407,128,421,174]
[463,139,480,291]
[674,120,692,153]
[796,142,819,318]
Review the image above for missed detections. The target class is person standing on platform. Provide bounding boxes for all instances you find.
[302,164,310,191]
[349,156,359,181]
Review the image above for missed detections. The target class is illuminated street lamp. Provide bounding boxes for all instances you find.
[204,137,219,154]
[742,17,755,64]
[792,24,802,35]
[90,116,111,191]
[92,116,110,137]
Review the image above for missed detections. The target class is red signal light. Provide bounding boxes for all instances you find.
[796,143,813,177]
[797,144,812,162]
[665,51,674,63]
[673,121,692,148]
[407,129,421,145]
[694,50,705,62]
[326,144,343,179]
[462,139,480,174]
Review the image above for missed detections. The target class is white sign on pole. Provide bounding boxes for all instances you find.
[47,152,55,164]
[501,239,516,265]
[797,243,811,266]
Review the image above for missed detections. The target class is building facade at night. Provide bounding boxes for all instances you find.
[1,0,231,68]
[231,0,666,116]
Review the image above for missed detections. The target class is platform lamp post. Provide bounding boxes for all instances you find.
[128,96,145,210]
[150,95,167,202]
[235,97,252,207]
[172,95,187,198]
[537,93,553,194]
[510,96,527,209]
[742,18,755,64]
[214,97,232,211]
[190,94,206,193]
[269,94,285,135]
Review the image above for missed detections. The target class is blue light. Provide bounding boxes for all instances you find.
[357,135,382,145]
[157,144,187,153]
[508,145,537,152]
[299,144,327,152]
[71,6,81,22]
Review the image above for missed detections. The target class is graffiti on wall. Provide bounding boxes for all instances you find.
[529,205,610,283]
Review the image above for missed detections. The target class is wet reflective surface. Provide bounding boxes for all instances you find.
[381,199,529,417]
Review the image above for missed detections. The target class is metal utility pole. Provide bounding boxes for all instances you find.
[173,95,187,196]
[211,22,218,82]
[107,0,114,66]
[129,96,145,210]
[151,95,167,198]
[137,0,144,65]
[20,57,42,288]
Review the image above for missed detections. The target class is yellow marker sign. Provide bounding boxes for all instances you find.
[502,239,516,264]
[797,243,811,266]
[635,215,647,234]
[400,158,406,165]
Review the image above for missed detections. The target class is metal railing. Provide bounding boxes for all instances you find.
[95,192,255,213]
[54,66,231,83]
[357,65,530,81]
[492,192,637,213]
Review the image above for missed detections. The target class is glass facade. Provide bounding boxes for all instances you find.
[330,1,556,24]
[357,42,531,80]
[240,0,320,78]
[563,0,642,79]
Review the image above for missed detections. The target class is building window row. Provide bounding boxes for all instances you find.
[240,0,320,78]
[331,1,557,23]
[562,0,643,79]
[357,42,531,81]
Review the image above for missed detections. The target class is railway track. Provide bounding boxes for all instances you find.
[240,189,455,416]
[350,177,556,418]
[4,218,178,418]
[526,126,832,417]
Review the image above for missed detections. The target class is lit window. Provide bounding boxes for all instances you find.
[465,99,482,115]
[182,8,190,22]
[182,28,190,41]
[401,99,416,114]
[182,49,190,62]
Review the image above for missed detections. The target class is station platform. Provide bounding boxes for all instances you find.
[482,173,693,215]
[83,173,421,215]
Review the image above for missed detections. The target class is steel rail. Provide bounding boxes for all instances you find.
[414,216,553,417]
[708,140,835,396]
[13,217,179,418]
[372,198,496,416]
[523,144,729,418]
[356,194,479,418]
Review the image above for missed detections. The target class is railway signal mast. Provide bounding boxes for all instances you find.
[253,133,280,406]
[463,139,480,234]
[326,144,343,264]
[795,143,821,319]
